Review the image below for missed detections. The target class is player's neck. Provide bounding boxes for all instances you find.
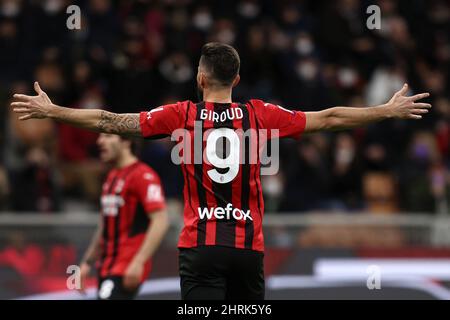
[115,152,138,169]
[203,88,232,103]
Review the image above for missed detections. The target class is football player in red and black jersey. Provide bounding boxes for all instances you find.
[12,43,431,300]
[77,134,169,299]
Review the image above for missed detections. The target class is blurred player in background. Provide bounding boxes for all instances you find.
[78,133,169,300]
[11,42,431,300]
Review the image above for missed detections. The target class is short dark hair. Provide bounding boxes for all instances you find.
[120,136,141,155]
[200,42,240,87]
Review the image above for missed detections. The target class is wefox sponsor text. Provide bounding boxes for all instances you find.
[198,203,253,221]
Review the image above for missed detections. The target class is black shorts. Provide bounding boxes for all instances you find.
[97,276,140,300]
[179,246,265,300]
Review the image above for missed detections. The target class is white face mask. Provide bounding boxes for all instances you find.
[337,67,358,88]
[237,1,260,18]
[216,29,236,44]
[193,12,212,31]
[160,57,193,83]
[263,175,283,197]
[296,61,318,81]
[44,0,63,14]
[82,98,102,109]
[295,37,314,55]
[1,0,20,17]
[336,148,355,165]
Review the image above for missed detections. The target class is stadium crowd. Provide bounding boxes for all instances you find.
[0,0,448,214]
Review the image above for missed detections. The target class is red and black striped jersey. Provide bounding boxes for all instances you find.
[139,99,306,252]
[99,161,166,279]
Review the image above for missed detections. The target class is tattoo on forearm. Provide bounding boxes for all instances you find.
[97,111,140,136]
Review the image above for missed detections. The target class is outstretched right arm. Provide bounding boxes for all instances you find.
[11,82,141,137]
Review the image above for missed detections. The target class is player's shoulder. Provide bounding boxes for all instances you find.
[246,99,271,118]
[248,99,296,114]
[247,99,266,108]
[131,162,162,182]
[173,100,193,111]
[154,100,191,113]
[248,99,283,109]
[247,99,277,113]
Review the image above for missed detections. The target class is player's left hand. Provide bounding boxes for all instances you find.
[387,83,431,120]
[123,260,144,290]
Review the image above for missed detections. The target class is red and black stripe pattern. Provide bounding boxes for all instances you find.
[178,101,264,252]
[99,162,164,278]
[140,99,306,253]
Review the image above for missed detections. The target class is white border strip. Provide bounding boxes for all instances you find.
[314,259,450,280]
[18,275,450,300]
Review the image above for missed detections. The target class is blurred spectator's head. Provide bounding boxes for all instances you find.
[334,133,356,167]
[364,144,388,170]
[209,19,236,45]
[170,7,189,31]
[35,63,65,93]
[160,52,193,83]
[363,172,398,213]
[41,0,67,15]
[237,0,261,20]
[97,133,136,164]
[192,6,212,32]
[78,87,105,109]
[0,18,17,39]
[72,60,92,86]
[294,32,315,56]
[336,65,360,90]
[247,25,265,51]
[89,0,111,14]
[378,0,398,16]
[297,139,322,166]
[435,97,450,118]
[0,0,22,18]
[409,131,441,165]
[0,166,9,208]
[295,57,320,82]
[280,4,300,27]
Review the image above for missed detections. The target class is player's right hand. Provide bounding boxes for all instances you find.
[11,81,54,121]
[78,262,91,295]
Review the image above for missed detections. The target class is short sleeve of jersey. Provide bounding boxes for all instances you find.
[133,170,166,214]
[139,102,185,139]
[250,99,306,140]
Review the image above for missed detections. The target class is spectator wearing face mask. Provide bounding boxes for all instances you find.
[399,132,442,213]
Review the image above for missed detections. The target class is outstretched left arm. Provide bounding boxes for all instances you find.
[304,84,431,133]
